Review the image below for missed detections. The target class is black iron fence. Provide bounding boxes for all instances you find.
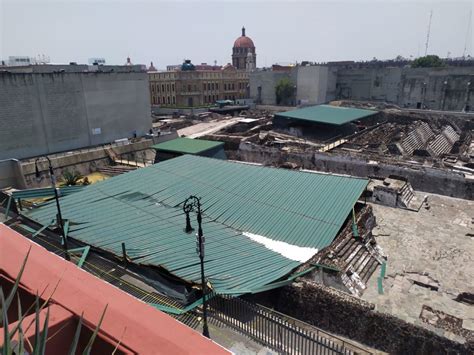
[208,295,370,355]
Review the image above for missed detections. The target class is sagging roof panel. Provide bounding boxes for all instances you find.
[275,104,378,126]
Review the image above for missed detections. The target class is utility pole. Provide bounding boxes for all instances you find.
[425,10,433,56]
[463,9,472,58]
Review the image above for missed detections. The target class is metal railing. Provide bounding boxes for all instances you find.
[208,295,368,355]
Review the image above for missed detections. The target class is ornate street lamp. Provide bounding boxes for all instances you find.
[183,195,210,338]
[35,156,70,260]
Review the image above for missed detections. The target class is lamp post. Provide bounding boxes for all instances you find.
[183,195,210,338]
[35,156,70,260]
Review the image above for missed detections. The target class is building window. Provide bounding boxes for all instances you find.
[173,96,176,104]
[162,84,165,92]
[216,83,219,90]
[162,96,165,104]
[203,83,206,91]
[207,83,211,91]
[172,84,175,91]
[167,84,170,92]
[188,84,191,92]
[167,97,170,104]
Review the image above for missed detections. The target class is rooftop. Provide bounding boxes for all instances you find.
[152,137,224,155]
[363,194,474,340]
[275,105,378,126]
[24,155,367,295]
[0,223,229,354]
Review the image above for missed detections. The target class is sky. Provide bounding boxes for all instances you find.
[0,0,472,69]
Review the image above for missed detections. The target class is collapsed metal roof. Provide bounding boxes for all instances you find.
[275,104,378,126]
[24,155,368,294]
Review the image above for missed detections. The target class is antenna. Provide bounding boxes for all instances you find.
[424,10,433,56]
[463,8,472,58]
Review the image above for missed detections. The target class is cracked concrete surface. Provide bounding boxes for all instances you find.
[363,193,474,341]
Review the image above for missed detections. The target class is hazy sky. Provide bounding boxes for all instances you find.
[1,0,472,69]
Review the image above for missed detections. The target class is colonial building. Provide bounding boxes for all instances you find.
[148,27,256,107]
[232,27,256,70]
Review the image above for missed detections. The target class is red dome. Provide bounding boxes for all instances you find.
[233,36,255,48]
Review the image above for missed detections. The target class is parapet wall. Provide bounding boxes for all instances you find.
[21,140,154,188]
[238,143,473,199]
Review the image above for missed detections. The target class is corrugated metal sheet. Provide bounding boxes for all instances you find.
[275,104,378,126]
[152,138,224,155]
[25,155,367,294]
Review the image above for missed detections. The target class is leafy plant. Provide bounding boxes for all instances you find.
[275,78,296,106]
[0,249,108,354]
[412,55,444,68]
[61,170,84,186]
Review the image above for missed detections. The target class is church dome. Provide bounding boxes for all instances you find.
[181,59,195,71]
[233,27,255,48]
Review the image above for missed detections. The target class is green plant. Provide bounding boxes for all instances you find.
[0,249,108,354]
[275,78,296,105]
[412,55,444,68]
[61,170,83,186]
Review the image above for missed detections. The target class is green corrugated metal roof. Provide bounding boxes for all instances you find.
[152,138,224,155]
[11,186,85,199]
[24,155,367,294]
[275,104,378,126]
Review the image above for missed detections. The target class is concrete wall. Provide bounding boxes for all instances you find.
[0,159,27,189]
[249,281,472,354]
[249,66,337,106]
[238,142,473,199]
[21,139,154,188]
[296,66,337,105]
[0,71,151,160]
[249,70,293,105]
[337,66,474,111]
[251,65,474,112]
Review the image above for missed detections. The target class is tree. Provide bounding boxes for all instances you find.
[411,55,444,68]
[275,78,296,106]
